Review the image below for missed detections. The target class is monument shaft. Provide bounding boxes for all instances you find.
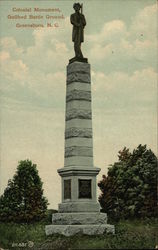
[58,61,100,213]
[65,62,93,167]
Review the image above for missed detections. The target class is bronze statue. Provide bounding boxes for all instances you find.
[70,3,86,59]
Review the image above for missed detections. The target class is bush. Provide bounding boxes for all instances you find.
[0,160,48,222]
[98,145,158,219]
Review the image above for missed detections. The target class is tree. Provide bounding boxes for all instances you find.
[0,160,48,222]
[98,145,158,219]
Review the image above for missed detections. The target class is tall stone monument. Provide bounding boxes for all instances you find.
[45,3,114,236]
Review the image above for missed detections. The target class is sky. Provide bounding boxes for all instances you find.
[0,0,157,209]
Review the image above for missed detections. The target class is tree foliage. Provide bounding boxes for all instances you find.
[98,145,158,219]
[0,160,48,222]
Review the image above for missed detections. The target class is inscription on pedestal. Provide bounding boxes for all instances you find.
[79,179,92,199]
[64,179,71,199]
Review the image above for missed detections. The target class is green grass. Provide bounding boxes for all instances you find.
[0,215,157,250]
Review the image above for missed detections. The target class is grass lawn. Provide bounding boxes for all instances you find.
[0,214,157,250]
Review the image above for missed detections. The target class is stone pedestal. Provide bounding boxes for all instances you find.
[45,61,114,236]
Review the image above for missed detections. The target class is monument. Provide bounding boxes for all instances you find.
[45,3,115,236]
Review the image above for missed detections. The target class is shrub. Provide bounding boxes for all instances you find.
[0,160,48,222]
[98,145,158,219]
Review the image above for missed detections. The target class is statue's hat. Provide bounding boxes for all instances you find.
[73,3,81,9]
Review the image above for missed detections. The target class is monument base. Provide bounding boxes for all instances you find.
[58,201,100,212]
[45,212,115,236]
[45,224,115,237]
[52,212,107,224]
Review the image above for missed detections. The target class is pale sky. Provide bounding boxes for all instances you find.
[0,0,157,209]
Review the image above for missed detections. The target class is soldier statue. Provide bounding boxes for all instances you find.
[70,3,86,59]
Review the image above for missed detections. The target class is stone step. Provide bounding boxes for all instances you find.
[52,212,107,225]
[58,201,100,212]
[45,224,115,236]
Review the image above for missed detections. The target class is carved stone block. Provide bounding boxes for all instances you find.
[65,146,93,157]
[67,62,90,75]
[65,127,92,139]
[66,109,92,121]
[67,72,90,84]
[66,90,91,102]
